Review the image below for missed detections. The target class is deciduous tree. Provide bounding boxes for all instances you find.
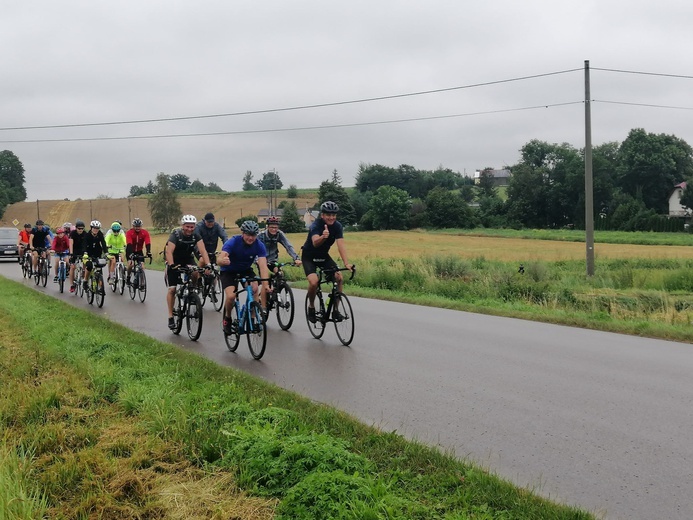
[148,173,181,230]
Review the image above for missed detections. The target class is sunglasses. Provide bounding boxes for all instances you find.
[76,227,84,230]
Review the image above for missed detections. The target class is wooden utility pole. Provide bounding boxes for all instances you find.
[584,60,595,276]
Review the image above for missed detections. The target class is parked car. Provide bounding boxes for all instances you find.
[0,227,19,261]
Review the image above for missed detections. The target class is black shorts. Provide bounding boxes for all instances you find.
[301,252,338,277]
[220,268,256,291]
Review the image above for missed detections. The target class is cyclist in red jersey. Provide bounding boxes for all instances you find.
[125,218,152,285]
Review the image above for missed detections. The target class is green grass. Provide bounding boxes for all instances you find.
[0,278,594,519]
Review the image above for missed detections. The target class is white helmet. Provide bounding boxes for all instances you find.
[181,214,197,224]
[90,220,101,229]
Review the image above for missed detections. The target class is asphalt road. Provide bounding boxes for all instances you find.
[2,260,692,520]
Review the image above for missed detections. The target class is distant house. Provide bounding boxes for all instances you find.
[668,182,690,217]
[257,208,284,222]
[473,168,511,186]
[303,209,320,229]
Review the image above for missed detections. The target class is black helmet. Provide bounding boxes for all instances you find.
[75,220,85,228]
[320,201,339,214]
[23,223,31,228]
[36,219,44,226]
[132,218,143,227]
[240,220,260,235]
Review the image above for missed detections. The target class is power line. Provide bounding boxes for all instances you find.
[592,67,693,80]
[0,68,582,132]
[0,101,584,144]
[594,99,693,111]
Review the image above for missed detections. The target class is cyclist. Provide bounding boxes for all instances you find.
[51,227,70,283]
[258,216,302,272]
[18,223,32,269]
[301,201,353,323]
[68,220,87,292]
[125,218,152,284]
[195,212,228,264]
[62,222,75,234]
[29,220,53,274]
[217,220,270,335]
[105,222,127,283]
[82,220,108,291]
[164,215,211,330]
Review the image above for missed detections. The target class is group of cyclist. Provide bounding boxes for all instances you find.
[163,201,353,334]
[18,218,152,294]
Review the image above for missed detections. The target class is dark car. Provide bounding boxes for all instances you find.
[0,227,19,261]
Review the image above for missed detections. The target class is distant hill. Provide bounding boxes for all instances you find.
[1,193,318,231]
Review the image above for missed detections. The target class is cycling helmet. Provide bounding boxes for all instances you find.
[181,214,197,224]
[320,201,339,213]
[111,222,121,232]
[132,218,143,227]
[90,220,101,229]
[75,220,85,228]
[63,222,72,231]
[266,216,280,225]
[240,220,260,235]
[24,223,31,228]
[36,219,44,226]
[56,227,65,234]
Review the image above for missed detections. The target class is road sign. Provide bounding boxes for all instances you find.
[12,219,19,226]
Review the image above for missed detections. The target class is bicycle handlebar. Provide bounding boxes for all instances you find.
[319,265,356,281]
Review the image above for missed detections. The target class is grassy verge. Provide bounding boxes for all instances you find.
[0,278,594,519]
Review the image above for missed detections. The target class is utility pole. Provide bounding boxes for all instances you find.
[584,60,595,276]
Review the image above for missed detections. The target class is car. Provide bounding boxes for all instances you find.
[0,227,19,261]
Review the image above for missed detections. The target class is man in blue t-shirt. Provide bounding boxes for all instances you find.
[217,220,270,335]
[301,201,353,323]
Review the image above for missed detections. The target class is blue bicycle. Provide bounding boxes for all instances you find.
[56,253,69,293]
[223,277,270,360]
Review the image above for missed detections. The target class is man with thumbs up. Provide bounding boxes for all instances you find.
[302,200,353,323]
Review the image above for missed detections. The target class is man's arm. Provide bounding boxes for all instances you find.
[165,241,176,265]
[278,232,300,261]
[217,223,228,244]
[196,239,211,266]
[335,238,352,270]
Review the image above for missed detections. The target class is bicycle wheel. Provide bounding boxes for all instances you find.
[137,269,147,303]
[33,260,40,285]
[40,261,48,287]
[76,267,84,297]
[21,255,29,278]
[186,292,203,341]
[223,304,240,352]
[95,273,105,308]
[117,263,126,295]
[211,272,224,312]
[333,292,355,346]
[275,283,295,331]
[58,264,65,293]
[86,276,95,304]
[305,292,326,339]
[172,292,184,335]
[128,268,137,300]
[247,301,267,360]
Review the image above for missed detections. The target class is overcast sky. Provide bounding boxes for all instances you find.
[2,1,692,201]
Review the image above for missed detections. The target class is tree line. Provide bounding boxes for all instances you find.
[129,173,224,197]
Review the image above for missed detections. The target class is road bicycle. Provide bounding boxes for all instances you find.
[266,262,297,331]
[200,255,224,312]
[55,253,69,293]
[33,247,50,287]
[171,265,205,341]
[127,253,151,303]
[20,247,32,278]
[73,256,85,297]
[305,266,356,346]
[108,253,126,295]
[84,256,107,308]
[223,276,270,360]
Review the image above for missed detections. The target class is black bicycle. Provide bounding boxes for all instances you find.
[200,256,224,312]
[33,247,49,287]
[171,265,206,341]
[85,256,107,308]
[266,262,297,330]
[127,253,152,303]
[20,247,32,278]
[305,266,356,346]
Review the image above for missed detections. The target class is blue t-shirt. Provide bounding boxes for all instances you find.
[302,218,343,256]
[220,235,267,273]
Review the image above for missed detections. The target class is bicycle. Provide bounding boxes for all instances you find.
[305,266,356,346]
[33,247,49,287]
[200,255,224,312]
[84,255,107,308]
[127,253,152,303]
[266,262,297,331]
[55,253,69,293]
[171,265,205,341]
[223,276,270,360]
[108,253,126,295]
[73,256,85,297]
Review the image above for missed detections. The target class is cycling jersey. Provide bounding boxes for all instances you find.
[302,218,344,257]
[220,235,267,273]
[258,229,299,264]
[69,229,87,255]
[167,228,203,265]
[84,230,107,258]
[105,231,127,255]
[30,226,52,248]
[125,228,151,254]
[51,235,70,254]
[19,230,31,244]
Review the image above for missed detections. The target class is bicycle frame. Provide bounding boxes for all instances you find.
[305,265,356,346]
